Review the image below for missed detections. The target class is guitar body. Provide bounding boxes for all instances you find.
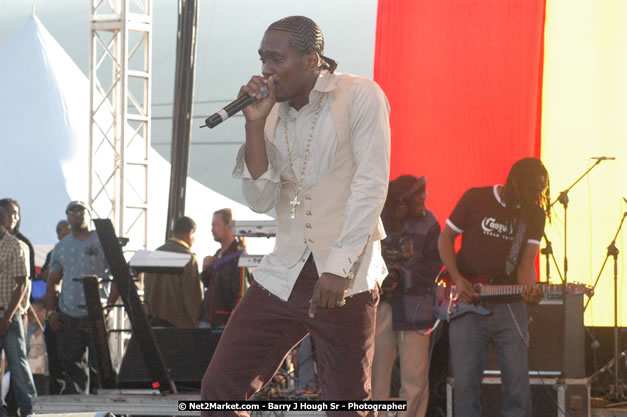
[433,271,592,321]
[433,272,493,321]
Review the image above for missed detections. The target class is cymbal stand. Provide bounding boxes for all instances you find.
[550,158,607,284]
[585,209,626,401]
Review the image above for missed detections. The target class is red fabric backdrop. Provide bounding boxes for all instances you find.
[373,0,546,225]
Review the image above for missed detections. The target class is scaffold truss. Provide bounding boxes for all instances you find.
[89,0,152,250]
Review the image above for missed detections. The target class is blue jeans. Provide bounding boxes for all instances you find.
[449,302,530,417]
[0,314,36,416]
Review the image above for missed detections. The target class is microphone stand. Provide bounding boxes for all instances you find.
[540,232,564,283]
[550,158,607,284]
[584,209,626,401]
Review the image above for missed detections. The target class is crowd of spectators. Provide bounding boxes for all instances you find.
[0,198,248,416]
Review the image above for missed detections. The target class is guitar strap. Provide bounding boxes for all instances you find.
[505,215,526,278]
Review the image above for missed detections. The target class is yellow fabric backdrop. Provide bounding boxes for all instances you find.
[541,0,627,326]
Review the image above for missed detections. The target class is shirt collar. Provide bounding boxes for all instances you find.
[169,237,190,249]
[493,184,506,207]
[313,71,340,93]
[279,72,337,119]
[216,238,241,257]
[493,184,521,209]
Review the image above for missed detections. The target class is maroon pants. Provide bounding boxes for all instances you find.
[200,257,379,416]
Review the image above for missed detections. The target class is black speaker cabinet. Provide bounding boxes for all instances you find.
[484,294,585,377]
[118,328,222,389]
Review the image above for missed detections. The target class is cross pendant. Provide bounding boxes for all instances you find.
[289,195,301,219]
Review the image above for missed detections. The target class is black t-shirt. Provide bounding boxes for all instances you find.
[447,185,545,279]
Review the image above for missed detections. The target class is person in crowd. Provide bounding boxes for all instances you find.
[41,220,71,282]
[40,219,72,395]
[0,199,34,326]
[0,206,36,416]
[438,157,549,417]
[0,199,35,281]
[199,209,248,328]
[143,216,203,328]
[0,198,36,414]
[44,200,118,394]
[371,175,442,417]
[200,15,390,417]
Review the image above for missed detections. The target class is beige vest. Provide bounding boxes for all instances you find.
[264,74,385,269]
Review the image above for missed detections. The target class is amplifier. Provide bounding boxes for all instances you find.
[118,328,222,389]
[238,254,265,267]
[484,294,585,377]
[232,220,276,237]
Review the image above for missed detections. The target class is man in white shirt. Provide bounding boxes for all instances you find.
[201,15,390,416]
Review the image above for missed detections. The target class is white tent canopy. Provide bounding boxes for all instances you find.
[0,16,273,261]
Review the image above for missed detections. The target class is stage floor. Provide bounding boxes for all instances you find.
[32,393,627,417]
[593,408,627,417]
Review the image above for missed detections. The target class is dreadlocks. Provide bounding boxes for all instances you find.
[267,16,338,73]
[503,157,551,225]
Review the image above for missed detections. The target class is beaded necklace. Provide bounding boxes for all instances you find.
[283,94,326,220]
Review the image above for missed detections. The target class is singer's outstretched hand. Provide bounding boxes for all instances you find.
[240,75,276,123]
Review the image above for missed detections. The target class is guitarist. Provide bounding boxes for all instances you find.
[437,157,550,417]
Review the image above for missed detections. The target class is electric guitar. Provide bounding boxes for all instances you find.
[433,271,593,321]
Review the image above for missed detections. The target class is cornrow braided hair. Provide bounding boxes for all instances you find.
[267,16,338,73]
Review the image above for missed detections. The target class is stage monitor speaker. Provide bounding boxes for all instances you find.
[118,328,221,389]
[484,294,585,377]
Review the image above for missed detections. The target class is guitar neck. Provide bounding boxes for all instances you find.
[478,283,564,298]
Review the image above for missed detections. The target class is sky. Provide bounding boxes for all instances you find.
[2,0,624,328]
[0,0,378,204]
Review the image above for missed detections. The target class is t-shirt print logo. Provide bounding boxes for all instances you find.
[481,217,513,240]
[84,245,99,256]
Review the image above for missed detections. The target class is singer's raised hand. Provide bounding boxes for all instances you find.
[240,75,275,123]
[242,75,275,179]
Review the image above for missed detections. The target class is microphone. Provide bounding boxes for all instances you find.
[590,156,616,160]
[585,326,601,351]
[201,87,268,129]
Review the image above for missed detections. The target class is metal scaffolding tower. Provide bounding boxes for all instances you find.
[89,0,152,371]
[89,0,152,250]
